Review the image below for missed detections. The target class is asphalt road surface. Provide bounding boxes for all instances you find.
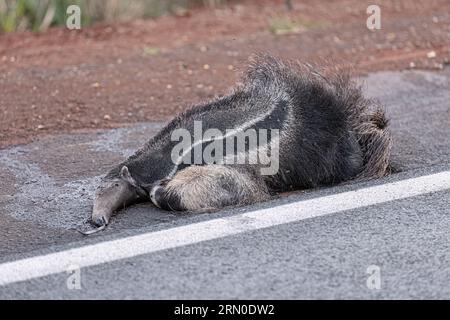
[0,68,449,299]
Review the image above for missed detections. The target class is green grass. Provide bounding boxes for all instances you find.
[142,46,160,56]
[268,16,329,35]
[0,0,228,33]
[0,0,87,32]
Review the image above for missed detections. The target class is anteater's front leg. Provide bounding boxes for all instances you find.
[150,165,271,212]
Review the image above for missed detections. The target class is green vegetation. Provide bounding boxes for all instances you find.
[0,0,228,33]
[269,16,329,35]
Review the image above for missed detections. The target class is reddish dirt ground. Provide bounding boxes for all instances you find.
[0,0,449,149]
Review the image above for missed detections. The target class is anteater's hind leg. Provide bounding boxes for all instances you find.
[150,165,271,212]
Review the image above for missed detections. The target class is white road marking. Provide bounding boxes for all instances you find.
[1,171,449,286]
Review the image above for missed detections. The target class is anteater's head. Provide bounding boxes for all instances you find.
[91,166,146,227]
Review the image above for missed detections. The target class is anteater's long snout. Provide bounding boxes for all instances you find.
[91,210,110,227]
[91,178,138,227]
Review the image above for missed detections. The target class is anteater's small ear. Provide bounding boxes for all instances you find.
[120,166,138,187]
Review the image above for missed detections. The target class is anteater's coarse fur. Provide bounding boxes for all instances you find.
[90,55,392,227]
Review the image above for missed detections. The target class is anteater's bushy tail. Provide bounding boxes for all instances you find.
[331,69,393,179]
[354,107,392,178]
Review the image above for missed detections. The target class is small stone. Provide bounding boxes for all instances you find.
[178,62,188,70]
[409,62,416,68]
[37,125,45,130]
[333,36,342,43]
[91,82,100,88]
[103,114,111,120]
[166,84,173,89]
[200,46,208,52]
[427,51,436,59]
[386,33,396,41]
[203,64,210,70]
[227,65,234,70]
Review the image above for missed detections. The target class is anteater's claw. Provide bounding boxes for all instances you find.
[73,223,106,236]
[71,217,107,236]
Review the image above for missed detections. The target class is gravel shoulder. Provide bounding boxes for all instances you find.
[1,0,449,148]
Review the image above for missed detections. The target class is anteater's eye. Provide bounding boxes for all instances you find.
[114,183,119,187]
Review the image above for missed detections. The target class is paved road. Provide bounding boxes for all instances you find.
[0,68,449,299]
